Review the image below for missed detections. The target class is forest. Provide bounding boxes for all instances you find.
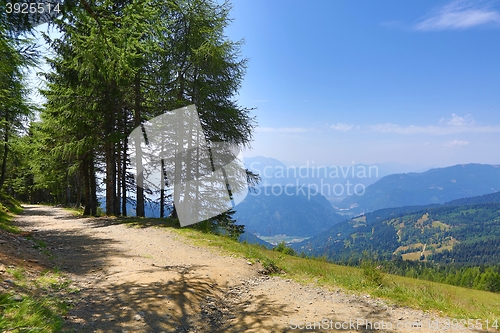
[1,0,258,233]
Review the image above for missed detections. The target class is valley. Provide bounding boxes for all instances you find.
[237,158,500,294]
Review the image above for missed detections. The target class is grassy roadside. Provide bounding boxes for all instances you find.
[0,268,72,332]
[0,193,23,234]
[166,226,500,326]
[0,196,74,333]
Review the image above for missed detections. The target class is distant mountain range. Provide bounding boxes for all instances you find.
[243,156,416,203]
[338,163,500,215]
[294,191,500,266]
[233,186,345,237]
[105,161,500,257]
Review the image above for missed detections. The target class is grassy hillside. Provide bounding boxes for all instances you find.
[2,203,500,328]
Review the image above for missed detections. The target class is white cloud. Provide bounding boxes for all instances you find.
[415,0,500,31]
[370,114,500,135]
[330,123,354,132]
[442,113,475,126]
[257,127,310,133]
[443,140,470,147]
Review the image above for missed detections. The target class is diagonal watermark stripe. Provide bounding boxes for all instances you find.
[128,105,249,226]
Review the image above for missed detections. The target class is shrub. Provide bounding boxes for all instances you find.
[273,241,296,256]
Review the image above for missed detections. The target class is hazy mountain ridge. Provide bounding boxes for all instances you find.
[445,191,500,206]
[338,163,500,215]
[238,231,273,248]
[243,156,416,202]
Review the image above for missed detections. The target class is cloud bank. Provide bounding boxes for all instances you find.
[330,123,354,132]
[369,114,500,135]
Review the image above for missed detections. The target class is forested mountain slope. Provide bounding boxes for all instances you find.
[296,200,500,266]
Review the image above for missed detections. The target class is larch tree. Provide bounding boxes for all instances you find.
[0,21,35,192]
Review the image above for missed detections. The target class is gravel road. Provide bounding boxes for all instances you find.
[11,205,493,333]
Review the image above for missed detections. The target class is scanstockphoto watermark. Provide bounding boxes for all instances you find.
[247,161,379,199]
[249,161,379,180]
[289,318,493,331]
[253,180,366,199]
[128,105,249,227]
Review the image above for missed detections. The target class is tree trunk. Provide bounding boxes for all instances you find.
[116,141,122,216]
[82,157,91,216]
[65,169,70,206]
[90,156,98,216]
[134,71,145,217]
[105,140,116,216]
[75,173,82,208]
[160,159,165,218]
[122,135,128,216]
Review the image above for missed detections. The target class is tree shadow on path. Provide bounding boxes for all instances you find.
[64,267,288,333]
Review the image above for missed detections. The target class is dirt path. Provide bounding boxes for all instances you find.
[12,205,491,332]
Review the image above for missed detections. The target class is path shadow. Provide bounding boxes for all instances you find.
[83,216,180,229]
[14,220,128,277]
[64,269,288,333]
[35,228,126,276]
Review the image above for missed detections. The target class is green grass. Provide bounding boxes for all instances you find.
[63,205,84,217]
[168,226,500,324]
[0,293,64,332]
[0,269,70,332]
[0,193,23,233]
[0,266,73,332]
[31,239,54,259]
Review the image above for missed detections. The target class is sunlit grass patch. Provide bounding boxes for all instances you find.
[0,268,72,333]
[0,292,64,333]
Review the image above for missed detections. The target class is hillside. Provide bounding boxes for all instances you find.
[233,186,345,237]
[238,231,273,248]
[445,190,500,206]
[296,199,500,267]
[338,163,500,214]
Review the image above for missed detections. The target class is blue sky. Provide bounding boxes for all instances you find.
[224,0,500,169]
